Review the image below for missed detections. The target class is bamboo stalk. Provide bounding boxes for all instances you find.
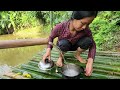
[24,61,120,79]
[27,61,62,77]
[93,64,120,72]
[0,38,48,49]
[93,68,120,76]
[15,48,120,79]
[13,59,120,79]
[33,50,120,69]
[83,50,120,57]
[3,72,29,79]
[91,73,120,79]
[94,61,120,66]
[52,48,120,58]
[0,75,12,79]
[13,68,44,79]
[20,64,62,78]
[20,61,106,79]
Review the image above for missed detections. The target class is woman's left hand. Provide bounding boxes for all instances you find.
[85,58,93,76]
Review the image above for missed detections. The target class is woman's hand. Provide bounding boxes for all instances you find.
[85,58,93,76]
[42,48,51,63]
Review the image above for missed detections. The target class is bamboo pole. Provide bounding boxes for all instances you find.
[0,38,49,49]
[83,50,120,57]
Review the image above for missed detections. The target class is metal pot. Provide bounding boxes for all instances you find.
[61,63,84,79]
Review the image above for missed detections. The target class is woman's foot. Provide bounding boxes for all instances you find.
[74,54,87,64]
[56,57,64,67]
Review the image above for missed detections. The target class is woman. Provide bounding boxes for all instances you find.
[42,11,98,76]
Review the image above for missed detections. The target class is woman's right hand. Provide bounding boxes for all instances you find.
[42,48,51,63]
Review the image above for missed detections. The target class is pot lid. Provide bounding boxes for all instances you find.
[38,59,54,70]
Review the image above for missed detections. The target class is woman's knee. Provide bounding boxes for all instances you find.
[77,47,86,52]
[77,37,93,50]
[57,39,71,52]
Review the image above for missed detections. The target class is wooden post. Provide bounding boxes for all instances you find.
[0,38,49,49]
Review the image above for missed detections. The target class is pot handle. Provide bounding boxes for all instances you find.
[80,66,85,73]
[55,67,62,74]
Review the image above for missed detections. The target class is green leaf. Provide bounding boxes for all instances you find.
[1,23,5,28]
[8,23,12,28]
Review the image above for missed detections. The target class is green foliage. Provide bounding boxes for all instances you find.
[0,11,72,34]
[11,11,40,32]
[41,11,72,25]
[90,11,120,51]
[0,11,12,34]
[41,11,72,33]
[0,11,40,34]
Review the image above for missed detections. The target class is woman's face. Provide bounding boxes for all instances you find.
[72,16,95,31]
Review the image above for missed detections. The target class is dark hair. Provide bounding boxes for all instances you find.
[71,11,98,20]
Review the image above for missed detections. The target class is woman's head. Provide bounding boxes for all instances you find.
[71,11,98,31]
[71,11,98,20]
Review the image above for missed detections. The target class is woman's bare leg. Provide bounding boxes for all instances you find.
[56,52,65,67]
[74,47,87,63]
